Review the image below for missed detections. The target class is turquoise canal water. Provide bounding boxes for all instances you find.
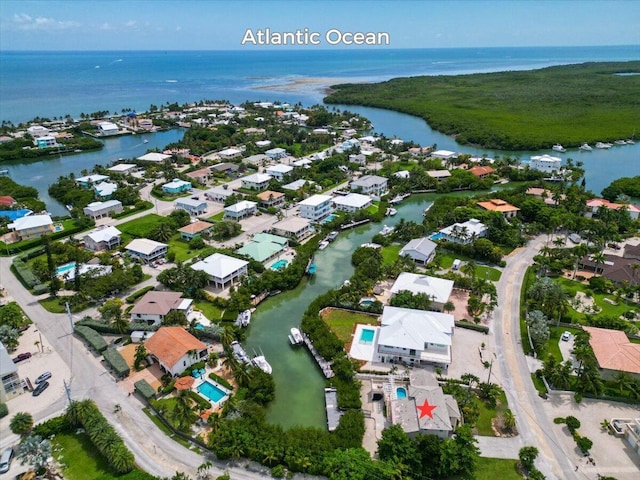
[243,191,472,429]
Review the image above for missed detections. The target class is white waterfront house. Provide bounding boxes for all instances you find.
[332,193,372,213]
[529,154,562,173]
[83,200,123,219]
[350,175,388,196]
[298,194,333,222]
[217,148,243,160]
[7,214,54,242]
[399,238,437,265]
[174,198,208,216]
[76,174,110,188]
[438,218,488,245]
[83,226,122,251]
[390,272,454,312]
[241,173,272,191]
[94,181,118,199]
[265,164,294,181]
[125,238,168,263]
[130,291,193,326]
[97,121,119,136]
[224,200,257,220]
[191,253,249,289]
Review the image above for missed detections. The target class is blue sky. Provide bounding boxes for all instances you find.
[1,0,638,50]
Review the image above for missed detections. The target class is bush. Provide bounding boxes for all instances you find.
[553,417,565,424]
[208,372,233,390]
[455,320,489,334]
[0,402,7,418]
[32,415,72,438]
[160,380,176,394]
[103,348,130,378]
[75,325,108,352]
[576,435,593,454]
[188,390,212,410]
[565,415,581,433]
[126,285,155,303]
[271,465,286,478]
[134,380,156,399]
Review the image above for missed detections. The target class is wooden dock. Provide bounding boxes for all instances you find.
[301,333,334,378]
[340,219,370,231]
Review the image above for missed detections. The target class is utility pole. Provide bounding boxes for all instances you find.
[63,379,72,404]
[487,358,494,384]
[66,302,74,332]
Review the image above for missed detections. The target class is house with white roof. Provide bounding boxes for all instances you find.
[205,186,235,203]
[529,154,562,173]
[394,170,410,179]
[224,200,257,220]
[137,152,172,163]
[174,198,207,216]
[427,170,452,182]
[98,121,119,136]
[83,226,122,251]
[399,238,437,265]
[162,179,192,194]
[271,217,313,241]
[8,214,54,242]
[299,194,333,222]
[0,341,24,401]
[241,173,272,191]
[191,253,249,289]
[125,238,168,263]
[255,140,272,148]
[130,291,193,327]
[218,148,243,160]
[350,175,388,196]
[76,174,110,189]
[83,200,123,220]
[265,147,288,160]
[282,179,311,191]
[27,125,50,138]
[342,139,361,151]
[266,164,294,181]
[332,193,372,213]
[430,150,457,161]
[438,218,488,245]
[390,273,454,312]
[94,181,118,199]
[107,163,137,174]
[376,306,454,368]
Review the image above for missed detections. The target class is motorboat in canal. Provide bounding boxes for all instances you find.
[552,144,566,152]
[595,141,612,149]
[379,225,395,236]
[252,353,272,374]
[289,327,303,346]
[579,143,592,151]
[318,241,329,250]
[235,309,251,327]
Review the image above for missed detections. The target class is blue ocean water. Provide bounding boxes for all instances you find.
[1,45,639,123]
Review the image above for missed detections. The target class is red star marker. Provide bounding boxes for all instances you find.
[417,399,437,419]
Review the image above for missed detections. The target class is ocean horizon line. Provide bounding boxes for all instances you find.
[2,44,639,54]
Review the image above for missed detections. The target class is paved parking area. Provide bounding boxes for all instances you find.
[542,394,640,480]
[447,326,497,382]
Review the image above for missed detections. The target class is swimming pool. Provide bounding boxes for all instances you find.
[56,262,76,275]
[321,214,337,224]
[359,328,375,345]
[396,387,407,399]
[53,223,64,232]
[429,232,444,241]
[197,381,228,403]
[359,298,375,307]
[271,259,288,271]
[194,323,205,330]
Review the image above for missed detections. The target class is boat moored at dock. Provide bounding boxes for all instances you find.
[289,327,303,346]
[235,309,251,327]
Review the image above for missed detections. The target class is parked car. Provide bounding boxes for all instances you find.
[0,447,13,474]
[561,331,571,341]
[32,381,49,396]
[35,372,52,384]
[12,352,32,363]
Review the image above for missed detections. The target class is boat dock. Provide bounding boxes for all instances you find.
[324,387,343,431]
[340,219,371,231]
[301,332,334,378]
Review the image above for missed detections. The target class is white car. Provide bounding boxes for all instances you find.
[561,331,571,342]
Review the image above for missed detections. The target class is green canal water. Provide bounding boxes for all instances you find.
[244,190,490,429]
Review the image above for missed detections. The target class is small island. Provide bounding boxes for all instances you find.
[324,61,640,150]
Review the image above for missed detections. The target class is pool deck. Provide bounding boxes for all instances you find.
[349,324,379,362]
[194,377,231,406]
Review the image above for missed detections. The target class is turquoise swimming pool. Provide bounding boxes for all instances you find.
[429,232,444,240]
[271,259,288,271]
[321,214,337,224]
[359,298,375,307]
[56,262,76,275]
[359,328,375,345]
[396,387,407,399]
[197,381,227,403]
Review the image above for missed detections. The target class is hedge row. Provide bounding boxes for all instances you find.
[103,348,130,378]
[75,325,108,352]
[134,379,156,399]
[67,399,135,474]
[12,257,39,287]
[0,402,7,418]
[208,372,233,390]
[455,320,490,334]
[188,390,212,410]
[126,285,155,304]
[76,318,157,334]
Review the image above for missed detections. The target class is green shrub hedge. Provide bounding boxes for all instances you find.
[188,390,212,410]
[75,325,108,352]
[455,320,490,334]
[208,372,233,390]
[103,348,130,378]
[126,285,155,304]
[33,415,72,438]
[12,257,39,287]
[134,380,156,399]
[76,317,156,334]
[0,402,7,418]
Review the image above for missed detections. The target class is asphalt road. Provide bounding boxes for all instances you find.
[493,236,578,480]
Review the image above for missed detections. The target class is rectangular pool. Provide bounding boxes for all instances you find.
[396,387,407,399]
[197,381,227,403]
[56,262,76,275]
[359,328,375,345]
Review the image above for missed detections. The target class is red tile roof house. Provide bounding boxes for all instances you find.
[0,196,16,207]
[130,291,193,326]
[468,165,495,179]
[583,326,640,380]
[144,327,208,377]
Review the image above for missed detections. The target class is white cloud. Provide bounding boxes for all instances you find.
[100,22,113,31]
[125,20,137,28]
[10,12,80,31]
[12,13,32,23]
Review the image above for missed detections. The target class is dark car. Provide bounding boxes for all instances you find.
[32,381,49,396]
[35,372,52,384]
[12,352,32,363]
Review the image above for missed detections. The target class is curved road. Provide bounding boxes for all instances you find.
[493,236,577,480]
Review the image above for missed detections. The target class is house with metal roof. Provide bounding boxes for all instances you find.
[205,186,235,202]
[438,218,488,245]
[224,200,257,220]
[332,193,372,213]
[350,175,388,196]
[191,253,249,289]
[241,173,272,191]
[76,174,110,189]
[174,197,208,216]
[83,226,122,251]
[399,237,437,265]
[125,238,168,263]
[83,200,123,220]
[131,291,193,327]
[162,178,192,194]
[390,273,454,312]
[237,233,288,263]
[299,194,333,222]
[94,181,118,199]
[7,214,54,242]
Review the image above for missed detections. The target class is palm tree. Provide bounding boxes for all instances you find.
[10,412,34,436]
[171,390,197,432]
[591,251,607,276]
[443,301,455,315]
[611,371,634,394]
[503,409,516,433]
[151,222,174,243]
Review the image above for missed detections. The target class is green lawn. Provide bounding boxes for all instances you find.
[118,213,166,239]
[472,457,522,480]
[365,204,379,215]
[53,433,155,480]
[380,244,401,266]
[39,296,89,313]
[167,234,206,262]
[475,390,508,437]
[142,407,193,450]
[476,265,502,282]
[195,299,224,322]
[322,308,379,344]
[207,211,225,221]
[546,325,583,362]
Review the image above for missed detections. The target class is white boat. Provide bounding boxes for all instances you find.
[626,139,635,144]
[143,139,149,144]
[595,142,612,149]
[552,144,566,152]
[289,327,303,345]
[326,231,339,242]
[379,225,395,236]
[252,354,272,374]
[235,309,251,327]
[318,241,329,250]
[614,140,627,145]
[386,207,398,216]
[578,143,592,151]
